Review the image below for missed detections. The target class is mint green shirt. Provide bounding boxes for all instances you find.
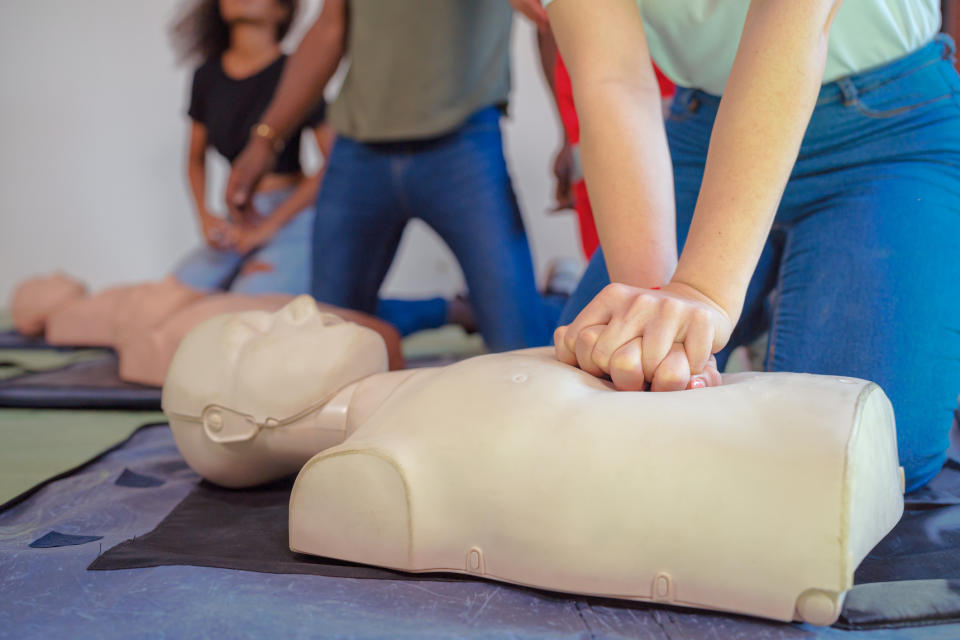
[543,0,940,95]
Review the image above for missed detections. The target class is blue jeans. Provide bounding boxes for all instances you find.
[173,187,314,295]
[172,189,448,335]
[561,36,960,491]
[311,106,557,351]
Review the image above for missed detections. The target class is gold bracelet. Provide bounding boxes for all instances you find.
[251,122,285,154]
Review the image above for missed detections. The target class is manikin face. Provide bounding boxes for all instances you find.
[162,295,388,424]
[219,0,289,30]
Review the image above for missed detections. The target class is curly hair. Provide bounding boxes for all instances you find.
[170,0,298,63]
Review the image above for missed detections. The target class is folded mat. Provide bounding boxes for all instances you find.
[0,351,161,409]
[87,414,960,632]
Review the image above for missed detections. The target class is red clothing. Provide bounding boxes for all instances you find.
[553,54,675,258]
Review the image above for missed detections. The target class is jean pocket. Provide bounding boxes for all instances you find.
[853,91,953,119]
[852,60,957,119]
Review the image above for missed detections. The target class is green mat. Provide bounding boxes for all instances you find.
[0,408,164,505]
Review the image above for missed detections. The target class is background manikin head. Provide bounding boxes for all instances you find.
[10,272,87,336]
[162,295,388,487]
[163,295,388,423]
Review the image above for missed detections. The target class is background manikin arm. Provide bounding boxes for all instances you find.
[548,0,842,390]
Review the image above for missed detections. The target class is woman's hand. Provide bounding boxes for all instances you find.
[199,212,236,250]
[555,281,733,391]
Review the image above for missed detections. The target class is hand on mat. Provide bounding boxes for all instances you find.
[227,137,277,225]
[200,213,236,251]
[554,281,732,391]
[509,0,550,31]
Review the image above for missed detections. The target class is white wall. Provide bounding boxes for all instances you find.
[0,0,581,304]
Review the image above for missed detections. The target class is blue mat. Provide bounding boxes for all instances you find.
[0,352,161,409]
[2,424,960,639]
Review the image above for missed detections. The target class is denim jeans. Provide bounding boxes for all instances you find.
[311,106,556,351]
[173,187,314,295]
[560,36,960,491]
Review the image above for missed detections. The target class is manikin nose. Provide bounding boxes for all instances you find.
[283,295,319,325]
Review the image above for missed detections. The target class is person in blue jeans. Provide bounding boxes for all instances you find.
[171,0,466,338]
[526,0,959,491]
[226,0,557,351]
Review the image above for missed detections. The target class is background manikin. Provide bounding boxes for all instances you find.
[9,273,405,383]
[162,296,904,627]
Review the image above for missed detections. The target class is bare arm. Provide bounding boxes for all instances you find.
[259,0,348,141]
[548,0,677,287]
[671,0,842,319]
[550,0,843,391]
[226,0,347,217]
[187,122,233,249]
[186,121,209,219]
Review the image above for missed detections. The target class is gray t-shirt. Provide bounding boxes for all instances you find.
[328,0,514,142]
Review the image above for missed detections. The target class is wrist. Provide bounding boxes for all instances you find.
[251,122,285,155]
[665,272,739,323]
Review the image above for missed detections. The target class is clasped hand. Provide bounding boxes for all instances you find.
[555,281,732,391]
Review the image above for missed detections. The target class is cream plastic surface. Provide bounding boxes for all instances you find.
[118,292,292,386]
[162,296,389,487]
[162,298,904,625]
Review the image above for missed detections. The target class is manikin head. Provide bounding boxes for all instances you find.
[162,295,388,487]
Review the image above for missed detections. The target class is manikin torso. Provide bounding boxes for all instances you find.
[162,296,905,626]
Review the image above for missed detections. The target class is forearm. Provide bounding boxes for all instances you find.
[260,173,321,230]
[673,0,841,319]
[549,0,677,287]
[576,80,677,286]
[187,161,209,219]
[260,5,345,142]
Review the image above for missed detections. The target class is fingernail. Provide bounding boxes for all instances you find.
[691,378,706,389]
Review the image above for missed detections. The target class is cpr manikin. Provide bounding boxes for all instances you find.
[10,272,87,337]
[8,273,404,382]
[162,296,904,626]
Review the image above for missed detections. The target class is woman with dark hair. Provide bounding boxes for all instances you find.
[170,0,331,295]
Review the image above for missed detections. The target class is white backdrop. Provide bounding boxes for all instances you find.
[0,0,582,305]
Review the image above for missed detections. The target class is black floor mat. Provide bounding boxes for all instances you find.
[90,451,960,629]
[0,352,160,409]
[88,476,464,581]
[0,329,73,351]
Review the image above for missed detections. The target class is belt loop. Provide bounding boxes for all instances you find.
[836,77,858,107]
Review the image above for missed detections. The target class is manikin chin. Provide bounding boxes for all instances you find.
[163,295,905,627]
